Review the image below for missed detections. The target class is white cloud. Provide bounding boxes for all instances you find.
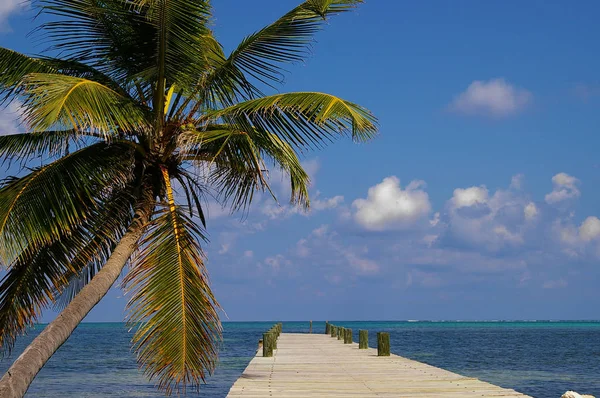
[0,0,28,32]
[451,186,489,208]
[0,100,25,135]
[444,178,537,251]
[243,250,254,258]
[312,195,344,211]
[545,173,580,204]
[448,78,532,117]
[524,202,538,221]
[579,216,600,242]
[352,176,431,231]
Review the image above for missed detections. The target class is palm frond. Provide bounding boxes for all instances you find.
[20,73,149,136]
[0,186,136,353]
[0,130,87,161]
[125,172,221,394]
[180,124,310,210]
[0,47,132,104]
[54,189,137,309]
[0,48,54,103]
[36,0,157,81]
[0,142,135,265]
[220,0,363,86]
[205,92,378,150]
[0,239,73,353]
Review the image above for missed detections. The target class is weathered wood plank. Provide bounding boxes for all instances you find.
[226,333,532,397]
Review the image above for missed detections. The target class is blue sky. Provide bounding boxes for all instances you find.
[1,0,600,321]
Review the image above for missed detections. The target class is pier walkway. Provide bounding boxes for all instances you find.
[226,333,532,397]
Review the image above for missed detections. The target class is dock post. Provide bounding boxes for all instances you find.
[309,320,312,334]
[377,332,390,356]
[330,325,336,337]
[273,331,278,350]
[344,328,352,344]
[325,321,330,334]
[359,330,368,349]
[262,332,274,357]
[337,327,344,340]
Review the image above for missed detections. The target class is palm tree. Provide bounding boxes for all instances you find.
[0,0,377,396]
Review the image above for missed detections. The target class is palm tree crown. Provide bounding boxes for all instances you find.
[0,0,377,395]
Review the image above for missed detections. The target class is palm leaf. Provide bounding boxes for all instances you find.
[205,92,378,150]
[36,0,157,80]
[0,142,135,264]
[0,130,85,161]
[21,73,149,136]
[0,187,135,353]
[124,168,221,394]
[219,0,363,86]
[54,189,137,309]
[189,0,363,113]
[0,47,131,103]
[180,124,310,210]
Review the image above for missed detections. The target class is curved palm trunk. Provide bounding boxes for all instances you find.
[0,201,153,398]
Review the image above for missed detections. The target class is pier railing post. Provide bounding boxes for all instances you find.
[330,325,336,337]
[325,322,330,334]
[344,328,352,344]
[309,320,312,334]
[359,330,368,349]
[262,332,274,357]
[338,327,344,340]
[377,332,390,356]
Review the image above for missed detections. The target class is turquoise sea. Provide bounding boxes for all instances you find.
[1,321,599,397]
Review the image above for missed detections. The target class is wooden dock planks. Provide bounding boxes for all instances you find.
[226,333,532,398]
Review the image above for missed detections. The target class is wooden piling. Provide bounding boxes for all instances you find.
[344,328,352,344]
[359,330,368,349]
[325,322,330,334]
[330,325,336,337]
[337,327,343,340]
[309,320,313,334]
[262,332,273,357]
[377,332,390,356]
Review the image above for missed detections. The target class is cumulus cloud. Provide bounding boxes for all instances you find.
[448,78,532,117]
[524,202,538,221]
[579,216,600,242]
[0,100,25,135]
[451,186,488,208]
[352,176,431,231]
[442,176,539,251]
[545,173,580,204]
[312,195,344,211]
[0,0,28,32]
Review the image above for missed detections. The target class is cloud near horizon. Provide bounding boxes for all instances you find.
[211,169,600,301]
[448,78,532,117]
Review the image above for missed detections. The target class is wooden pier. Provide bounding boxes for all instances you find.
[226,332,532,397]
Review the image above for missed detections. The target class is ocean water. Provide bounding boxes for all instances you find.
[1,321,599,398]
